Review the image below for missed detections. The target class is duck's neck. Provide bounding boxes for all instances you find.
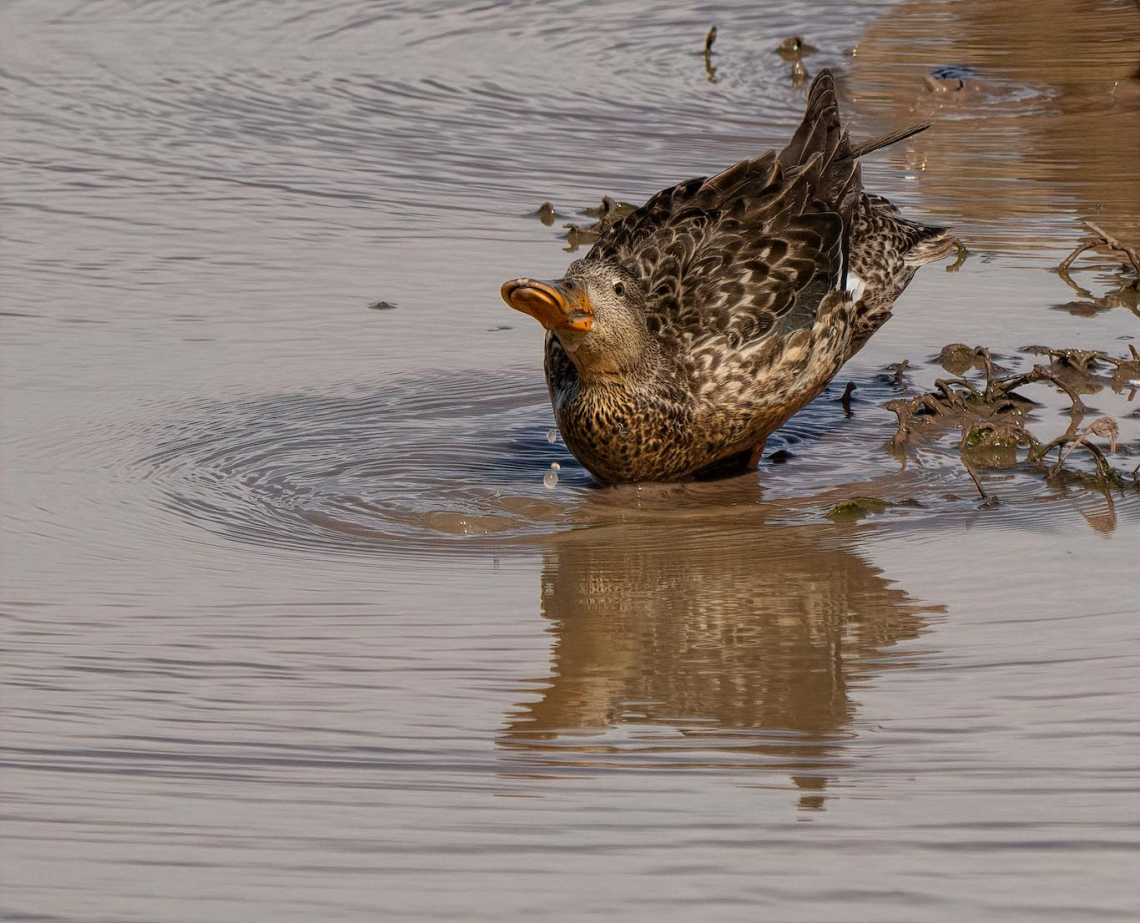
[577,361,654,389]
[561,337,662,390]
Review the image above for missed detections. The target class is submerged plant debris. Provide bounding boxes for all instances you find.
[561,195,637,251]
[1055,221,1140,317]
[775,35,818,59]
[775,34,813,84]
[703,26,717,84]
[826,496,927,520]
[1059,221,1140,278]
[923,63,980,95]
[532,201,561,226]
[885,343,1140,504]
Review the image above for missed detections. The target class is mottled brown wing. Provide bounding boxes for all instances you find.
[586,71,859,360]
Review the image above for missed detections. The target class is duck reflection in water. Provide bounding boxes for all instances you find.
[498,509,938,810]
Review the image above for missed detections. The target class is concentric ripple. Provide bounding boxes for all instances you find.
[132,370,599,556]
[127,366,1140,559]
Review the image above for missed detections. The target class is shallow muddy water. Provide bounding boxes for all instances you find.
[2,0,1139,920]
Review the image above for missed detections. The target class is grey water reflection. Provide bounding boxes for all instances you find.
[500,514,933,809]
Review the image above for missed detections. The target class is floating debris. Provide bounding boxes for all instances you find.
[924,64,978,94]
[776,36,818,59]
[1058,220,1140,277]
[1054,223,1140,317]
[563,195,637,252]
[826,496,891,520]
[937,342,1005,376]
[1055,268,1139,317]
[1024,344,1140,396]
[840,381,857,415]
[1048,417,1119,478]
[791,55,809,85]
[885,344,1137,502]
[368,300,398,311]
[885,359,910,386]
[946,239,969,272]
[775,35,813,84]
[533,201,560,226]
[704,26,718,83]
[960,457,1000,508]
[580,195,628,219]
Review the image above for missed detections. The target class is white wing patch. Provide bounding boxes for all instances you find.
[846,272,866,301]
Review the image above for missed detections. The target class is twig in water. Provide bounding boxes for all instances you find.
[1048,417,1120,480]
[841,381,856,415]
[703,27,719,84]
[992,364,1086,435]
[961,457,997,507]
[1058,221,1140,275]
[791,55,809,85]
[946,239,968,272]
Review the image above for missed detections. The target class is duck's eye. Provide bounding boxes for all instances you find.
[612,281,625,297]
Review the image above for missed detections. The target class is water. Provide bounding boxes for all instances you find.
[2,0,1139,920]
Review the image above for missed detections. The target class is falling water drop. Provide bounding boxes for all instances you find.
[546,429,558,443]
[543,470,559,489]
[550,462,561,471]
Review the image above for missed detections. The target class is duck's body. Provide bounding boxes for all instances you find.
[502,70,955,485]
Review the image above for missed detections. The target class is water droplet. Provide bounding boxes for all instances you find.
[546,429,558,443]
[550,462,561,471]
[543,470,559,489]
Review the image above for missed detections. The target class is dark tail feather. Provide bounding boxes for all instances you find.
[842,123,931,161]
[778,69,863,289]
[778,69,843,168]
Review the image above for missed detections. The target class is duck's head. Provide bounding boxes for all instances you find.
[501,258,654,379]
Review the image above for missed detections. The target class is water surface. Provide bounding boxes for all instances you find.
[2,0,1139,920]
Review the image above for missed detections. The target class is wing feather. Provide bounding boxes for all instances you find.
[588,159,850,354]
[580,70,867,406]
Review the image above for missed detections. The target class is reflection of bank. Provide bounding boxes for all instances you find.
[498,515,937,810]
[845,0,1140,254]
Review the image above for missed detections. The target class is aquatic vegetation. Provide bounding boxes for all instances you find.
[826,496,893,520]
[703,26,717,83]
[532,201,561,227]
[886,344,1139,499]
[560,195,636,252]
[774,34,814,84]
[1058,221,1140,278]
[1055,222,1140,318]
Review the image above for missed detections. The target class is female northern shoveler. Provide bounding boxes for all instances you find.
[502,70,955,485]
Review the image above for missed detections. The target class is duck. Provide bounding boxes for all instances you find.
[501,70,956,485]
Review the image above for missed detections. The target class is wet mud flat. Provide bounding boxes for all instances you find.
[2,0,1140,921]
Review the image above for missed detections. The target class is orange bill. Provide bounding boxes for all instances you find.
[500,277,593,332]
